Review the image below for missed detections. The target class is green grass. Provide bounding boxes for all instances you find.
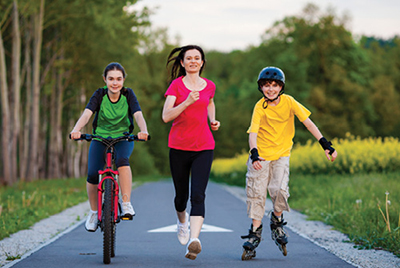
[212,171,400,257]
[289,172,400,257]
[0,175,164,241]
[0,178,87,241]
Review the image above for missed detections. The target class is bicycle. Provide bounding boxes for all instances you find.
[71,133,149,264]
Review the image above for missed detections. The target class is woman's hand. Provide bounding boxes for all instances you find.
[185,91,200,105]
[210,120,220,131]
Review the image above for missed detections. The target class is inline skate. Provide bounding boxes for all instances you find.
[241,224,262,260]
[270,212,288,256]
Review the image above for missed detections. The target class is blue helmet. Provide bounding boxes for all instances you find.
[257,66,285,91]
[257,67,285,108]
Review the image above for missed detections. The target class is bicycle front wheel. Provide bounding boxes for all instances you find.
[111,220,116,257]
[103,178,114,264]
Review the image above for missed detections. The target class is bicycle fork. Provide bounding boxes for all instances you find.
[97,176,120,223]
[97,150,121,224]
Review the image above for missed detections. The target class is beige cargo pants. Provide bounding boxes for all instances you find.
[245,156,290,221]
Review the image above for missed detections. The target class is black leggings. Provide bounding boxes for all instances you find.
[169,149,214,218]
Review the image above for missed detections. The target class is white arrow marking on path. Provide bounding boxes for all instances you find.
[148,223,233,233]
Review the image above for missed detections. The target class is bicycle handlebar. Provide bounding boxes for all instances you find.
[69,133,151,143]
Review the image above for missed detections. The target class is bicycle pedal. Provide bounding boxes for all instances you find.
[120,214,134,221]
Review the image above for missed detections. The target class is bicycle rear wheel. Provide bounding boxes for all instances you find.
[103,178,114,264]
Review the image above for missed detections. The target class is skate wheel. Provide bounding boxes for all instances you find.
[282,244,287,256]
[241,250,246,261]
[241,249,256,260]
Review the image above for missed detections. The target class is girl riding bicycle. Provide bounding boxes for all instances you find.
[70,62,149,232]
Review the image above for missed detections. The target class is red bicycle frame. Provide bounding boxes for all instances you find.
[97,148,120,223]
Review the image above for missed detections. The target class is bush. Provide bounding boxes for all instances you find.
[211,152,248,186]
[290,134,400,175]
[211,134,400,185]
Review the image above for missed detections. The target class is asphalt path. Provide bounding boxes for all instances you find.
[12,180,355,268]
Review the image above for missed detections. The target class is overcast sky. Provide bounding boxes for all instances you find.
[134,0,400,52]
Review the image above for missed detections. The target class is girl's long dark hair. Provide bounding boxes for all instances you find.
[166,45,206,84]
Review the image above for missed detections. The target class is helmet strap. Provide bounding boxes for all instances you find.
[261,90,284,109]
[263,100,269,109]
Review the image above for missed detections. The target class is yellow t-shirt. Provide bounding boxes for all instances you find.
[247,94,311,161]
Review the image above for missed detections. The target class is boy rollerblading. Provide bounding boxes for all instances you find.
[241,66,337,259]
[241,224,262,260]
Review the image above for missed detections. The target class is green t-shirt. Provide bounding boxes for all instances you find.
[85,87,141,138]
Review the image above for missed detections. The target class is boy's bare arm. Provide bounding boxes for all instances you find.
[249,132,258,150]
[249,132,265,170]
[302,118,323,140]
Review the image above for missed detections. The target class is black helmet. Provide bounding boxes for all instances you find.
[257,66,285,91]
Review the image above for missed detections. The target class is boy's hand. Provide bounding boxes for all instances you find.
[250,148,265,170]
[252,157,265,170]
[325,149,337,162]
[319,137,336,162]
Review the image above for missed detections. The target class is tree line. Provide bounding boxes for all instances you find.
[0,2,399,185]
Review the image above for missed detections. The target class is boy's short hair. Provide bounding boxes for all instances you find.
[258,79,284,88]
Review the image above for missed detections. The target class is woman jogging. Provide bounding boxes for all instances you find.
[162,45,220,260]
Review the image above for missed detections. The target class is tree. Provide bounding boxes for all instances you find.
[0,0,156,183]
[24,0,44,181]
[0,1,13,184]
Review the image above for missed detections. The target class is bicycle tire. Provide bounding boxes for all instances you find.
[111,223,116,257]
[103,178,113,264]
[112,202,122,257]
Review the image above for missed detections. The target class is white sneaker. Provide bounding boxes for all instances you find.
[185,238,202,260]
[121,202,135,217]
[85,210,98,232]
[177,212,189,245]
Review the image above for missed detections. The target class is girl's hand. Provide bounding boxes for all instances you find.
[210,120,220,131]
[137,131,149,141]
[70,130,82,140]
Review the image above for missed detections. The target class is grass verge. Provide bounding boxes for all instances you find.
[0,175,164,241]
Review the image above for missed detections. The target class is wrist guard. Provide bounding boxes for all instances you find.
[319,137,335,155]
[250,148,260,163]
